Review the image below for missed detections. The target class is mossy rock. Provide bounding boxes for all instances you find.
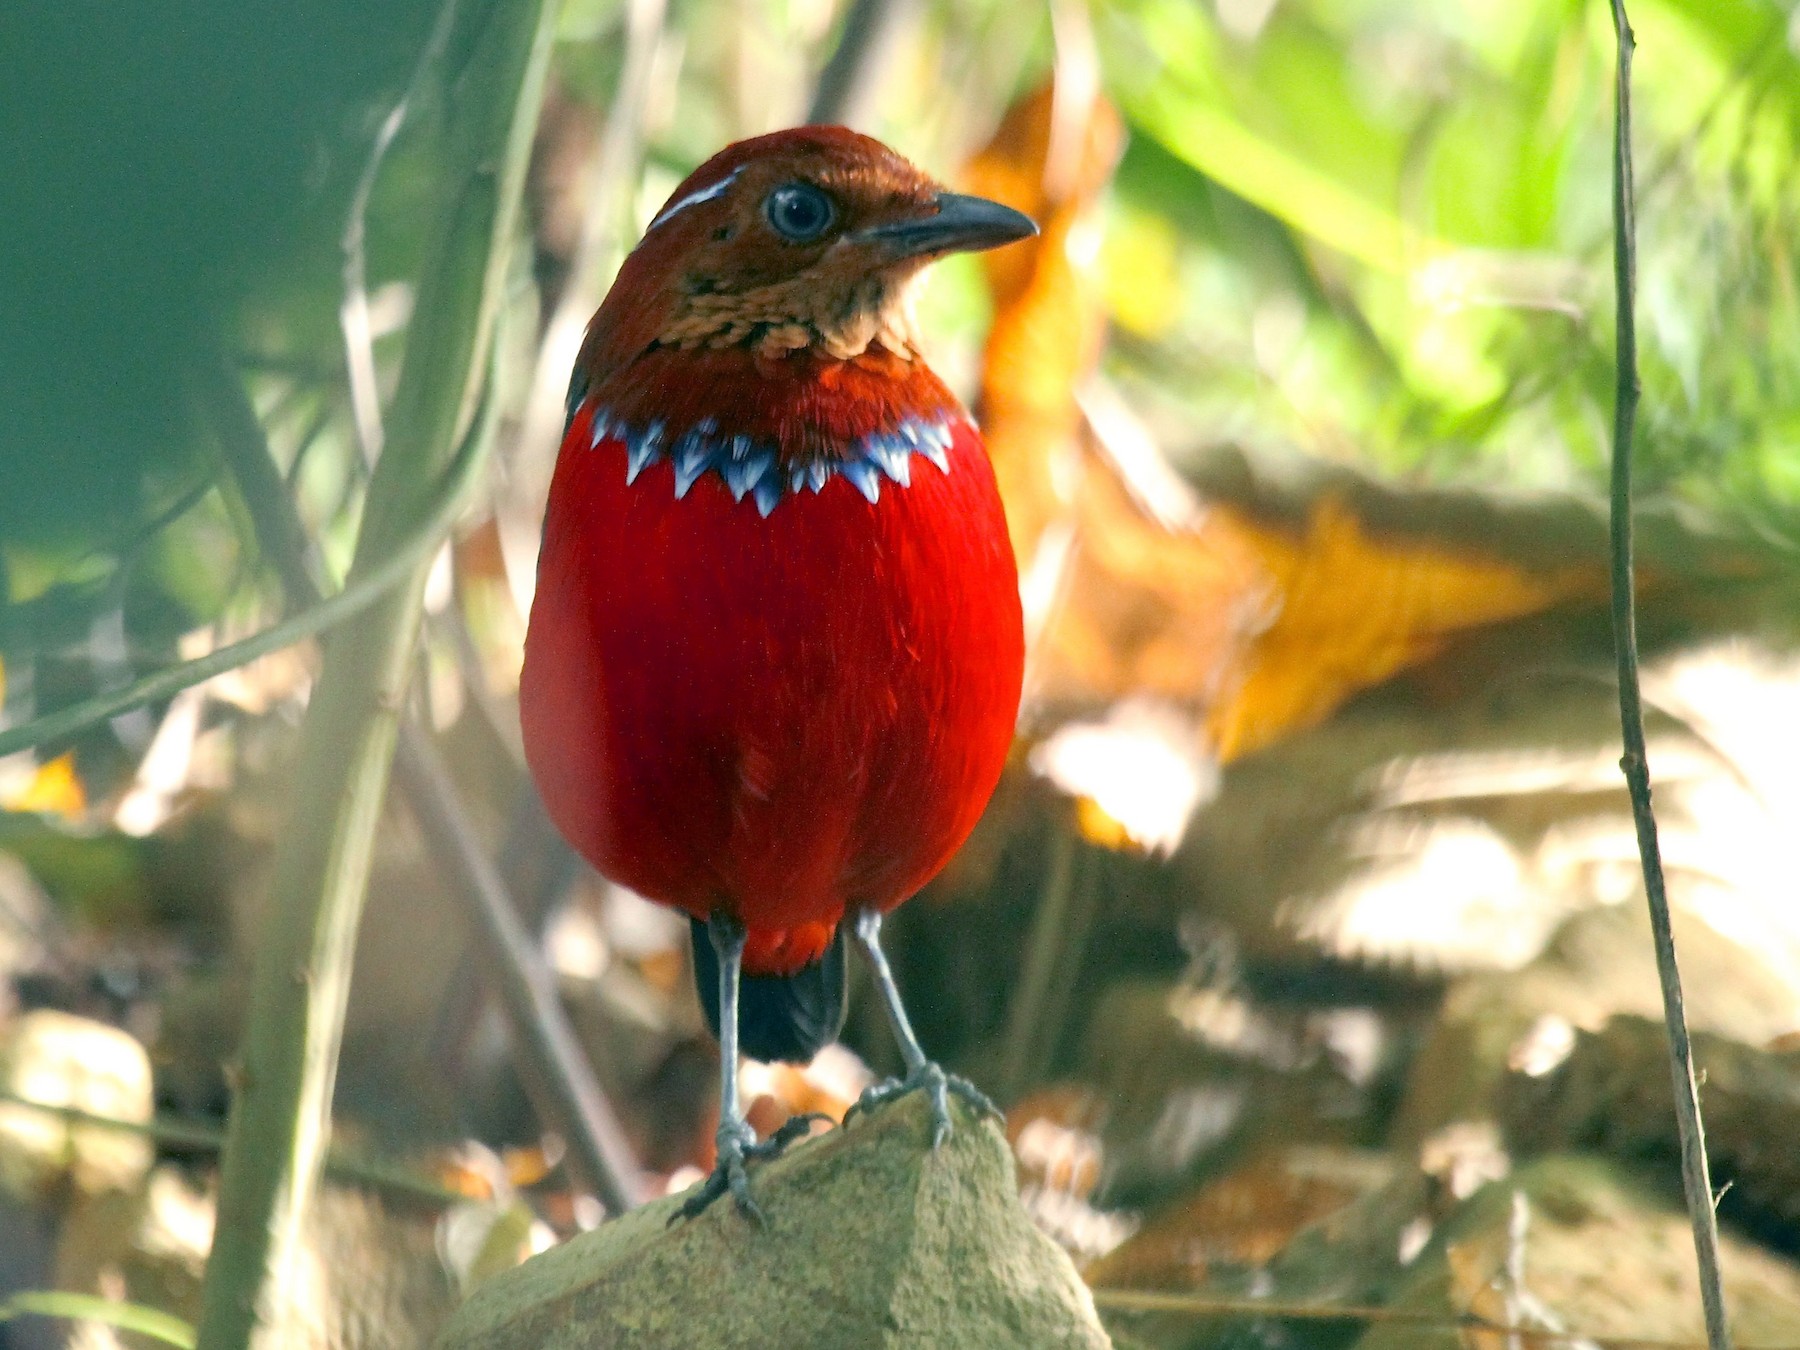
[438,1092,1112,1349]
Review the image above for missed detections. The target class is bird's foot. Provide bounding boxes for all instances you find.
[670,1112,832,1226]
[847,1062,1003,1148]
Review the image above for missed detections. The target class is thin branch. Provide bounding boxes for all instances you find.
[425,782,579,1082]
[0,1090,462,1209]
[204,341,331,610]
[504,0,666,616]
[1089,1289,1787,1350]
[806,0,907,127]
[1604,7,1733,1350]
[393,729,646,1215]
[340,0,463,465]
[995,826,1082,1103]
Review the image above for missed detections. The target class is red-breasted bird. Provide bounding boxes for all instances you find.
[519,126,1034,1218]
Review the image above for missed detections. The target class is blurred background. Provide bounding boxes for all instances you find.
[4,0,1800,1344]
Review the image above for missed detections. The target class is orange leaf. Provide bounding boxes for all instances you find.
[4,750,88,819]
[1205,498,1603,759]
[966,80,1123,565]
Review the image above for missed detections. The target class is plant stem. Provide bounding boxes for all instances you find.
[0,399,490,762]
[192,2,558,1345]
[1605,7,1732,1350]
[202,342,647,1218]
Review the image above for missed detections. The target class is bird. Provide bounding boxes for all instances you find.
[519,125,1034,1220]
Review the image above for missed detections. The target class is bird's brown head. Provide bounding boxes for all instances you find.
[580,127,1036,382]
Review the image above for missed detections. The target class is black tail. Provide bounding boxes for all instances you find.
[691,918,849,1064]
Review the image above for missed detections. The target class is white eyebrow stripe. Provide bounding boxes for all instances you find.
[646,167,743,232]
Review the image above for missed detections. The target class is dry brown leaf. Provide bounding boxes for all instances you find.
[1085,1146,1393,1290]
[1204,500,1603,759]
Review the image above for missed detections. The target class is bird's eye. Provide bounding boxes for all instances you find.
[763,183,835,243]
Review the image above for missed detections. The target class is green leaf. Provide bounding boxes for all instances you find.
[1,1291,196,1349]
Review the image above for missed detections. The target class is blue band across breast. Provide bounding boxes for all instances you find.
[586,407,954,516]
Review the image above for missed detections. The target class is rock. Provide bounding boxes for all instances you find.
[1500,1013,1800,1250]
[437,1092,1113,1350]
[1355,1156,1800,1350]
[1391,900,1800,1144]
[0,1009,153,1202]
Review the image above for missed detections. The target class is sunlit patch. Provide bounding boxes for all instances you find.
[1030,699,1215,855]
[739,1043,871,1130]
[1508,1013,1577,1079]
[114,686,206,837]
[1291,817,1547,971]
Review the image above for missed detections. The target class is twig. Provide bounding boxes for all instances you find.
[0,1090,462,1209]
[192,1,559,1344]
[340,0,463,465]
[806,0,907,127]
[202,342,330,610]
[202,344,646,1218]
[995,826,1083,1103]
[1604,7,1733,1350]
[426,780,579,1085]
[505,0,665,615]
[393,728,645,1214]
[1089,1289,1786,1350]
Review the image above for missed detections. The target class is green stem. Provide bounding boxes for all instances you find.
[202,338,646,1216]
[2,1292,196,1349]
[192,1,558,1345]
[0,398,490,762]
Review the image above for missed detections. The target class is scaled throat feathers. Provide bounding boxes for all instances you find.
[657,266,926,363]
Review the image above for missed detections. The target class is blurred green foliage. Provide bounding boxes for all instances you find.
[1090,0,1800,517]
[2,0,1796,727]
[0,0,440,680]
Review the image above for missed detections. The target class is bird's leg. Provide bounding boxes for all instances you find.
[847,908,1002,1146]
[671,912,824,1225]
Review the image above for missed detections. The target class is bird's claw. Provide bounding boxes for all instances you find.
[847,1062,1002,1147]
[670,1113,833,1226]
